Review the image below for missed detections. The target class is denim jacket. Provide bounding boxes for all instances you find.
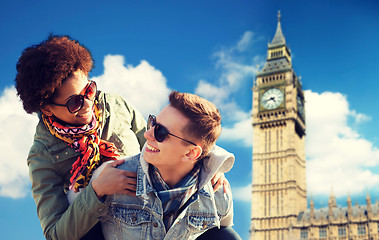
[100,144,235,240]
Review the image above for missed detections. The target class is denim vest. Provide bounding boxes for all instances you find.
[101,146,234,240]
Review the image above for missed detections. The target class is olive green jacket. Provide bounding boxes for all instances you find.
[27,91,147,240]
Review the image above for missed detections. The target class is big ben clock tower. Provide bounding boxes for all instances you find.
[250,11,306,240]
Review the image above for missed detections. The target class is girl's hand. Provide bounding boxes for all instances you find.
[92,159,137,198]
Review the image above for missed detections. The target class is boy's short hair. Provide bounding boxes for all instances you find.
[169,91,221,159]
[15,34,93,114]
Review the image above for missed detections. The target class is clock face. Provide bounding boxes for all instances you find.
[261,88,284,110]
[297,95,304,116]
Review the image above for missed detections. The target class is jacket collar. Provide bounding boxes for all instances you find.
[136,146,154,196]
[198,145,235,189]
[135,143,235,197]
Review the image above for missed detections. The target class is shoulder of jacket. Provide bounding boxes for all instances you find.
[98,91,127,105]
[30,119,80,164]
[32,120,61,151]
[98,91,136,114]
[116,154,141,172]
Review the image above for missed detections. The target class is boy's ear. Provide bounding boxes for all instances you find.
[184,146,203,162]
[41,105,54,116]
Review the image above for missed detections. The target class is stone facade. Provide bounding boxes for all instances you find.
[293,194,379,240]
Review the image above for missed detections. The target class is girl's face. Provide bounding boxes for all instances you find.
[41,70,95,126]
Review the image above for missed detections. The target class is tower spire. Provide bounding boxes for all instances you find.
[310,197,315,222]
[257,11,292,77]
[269,10,286,48]
[367,192,373,219]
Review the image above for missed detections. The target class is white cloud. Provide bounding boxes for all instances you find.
[236,31,254,52]
[305,90,379,197]
[196,31,259,108]
[195,80,229,107]
[211,50,256,89]
[232,184,251,202]
[93,55,171,118]
[0,87,38,198]
[351,110,371,124]
[195,31,259,146]
[220,113,252,147]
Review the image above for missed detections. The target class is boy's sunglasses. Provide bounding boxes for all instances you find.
[51,81,97,114]
[147,114,197,146]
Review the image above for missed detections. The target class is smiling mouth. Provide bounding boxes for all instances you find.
[77,111,92,118]
[146,144,160,152]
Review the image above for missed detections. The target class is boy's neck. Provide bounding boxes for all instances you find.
[155,162,195,188]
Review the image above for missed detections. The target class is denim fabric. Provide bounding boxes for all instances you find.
[101,150,234,240]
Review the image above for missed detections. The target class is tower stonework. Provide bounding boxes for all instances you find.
[250,12,306,240]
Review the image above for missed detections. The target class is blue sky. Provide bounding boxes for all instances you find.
[1,0,379,239]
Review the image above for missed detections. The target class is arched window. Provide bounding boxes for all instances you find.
[300,229,308,239]
[358,224,366,235]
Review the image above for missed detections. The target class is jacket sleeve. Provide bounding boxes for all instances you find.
[123,98,147,150]
[218,182,234,227]
[111,93,147,151]
[28,144,108,240]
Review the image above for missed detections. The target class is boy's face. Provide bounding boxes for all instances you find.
[143,105,193,168]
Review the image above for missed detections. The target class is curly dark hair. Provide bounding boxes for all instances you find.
[15,34,94,114]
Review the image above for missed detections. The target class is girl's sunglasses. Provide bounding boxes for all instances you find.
[51,81,97,114]
[147,114,197,146]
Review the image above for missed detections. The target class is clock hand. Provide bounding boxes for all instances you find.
[263,97,275,103]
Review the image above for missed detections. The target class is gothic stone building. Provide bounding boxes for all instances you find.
[295,193,379,240]
[250,12,379,240]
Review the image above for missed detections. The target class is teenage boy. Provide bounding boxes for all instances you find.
[100,91,241,239]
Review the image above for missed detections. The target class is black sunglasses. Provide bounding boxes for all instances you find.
[147,114,197,146]
[51,81,97,114]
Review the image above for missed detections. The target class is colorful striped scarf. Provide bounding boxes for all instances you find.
[42,101,120,192]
